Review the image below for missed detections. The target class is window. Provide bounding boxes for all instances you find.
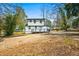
[40,20,42,23]
[34,20,36,23]
[29,26,31,29]
[35,26,37,29]
[30,20,32,22]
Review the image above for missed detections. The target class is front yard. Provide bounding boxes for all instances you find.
[0,33,79,56]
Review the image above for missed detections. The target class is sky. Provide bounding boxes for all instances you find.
[0,3,62,22]
[20,3,62,19]
[0,3,63,22]
[20,3,49,18]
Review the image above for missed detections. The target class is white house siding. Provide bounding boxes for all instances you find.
[25,18,50,33]
[25,26,50,33]
[28,20,44,26]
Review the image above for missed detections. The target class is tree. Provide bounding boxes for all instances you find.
[59,7,70,31]
[4,6,27,36]
[0,3,17,14]
[64,3,79,19]
[0,17,3,36]
[0,3,18,36]
[44,4,64,29]
[4,14,16,36]
[64,3,79,29]
[0,4,27,36]
[45,20,51,27]
[72,18,79,28]
[15,6,27,32]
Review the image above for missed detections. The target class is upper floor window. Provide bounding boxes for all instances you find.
[30,20,32,22]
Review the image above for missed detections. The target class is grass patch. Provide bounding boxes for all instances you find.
[64,36,79,49]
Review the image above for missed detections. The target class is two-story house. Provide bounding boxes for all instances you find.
[25,18,50,33]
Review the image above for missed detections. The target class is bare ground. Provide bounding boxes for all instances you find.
[0,33,79,56]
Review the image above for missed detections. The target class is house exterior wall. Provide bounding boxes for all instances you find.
[25,26,49,33]
[28,20,45,26]
[25,18,50,33]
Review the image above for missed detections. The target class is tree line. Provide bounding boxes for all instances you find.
[58,3,79,31]
[40,3,79,31]
[0,4,27,36]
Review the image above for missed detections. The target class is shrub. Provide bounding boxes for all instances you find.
[4,14,16,36]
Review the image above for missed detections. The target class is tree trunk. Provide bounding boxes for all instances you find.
[0,29,1,36]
